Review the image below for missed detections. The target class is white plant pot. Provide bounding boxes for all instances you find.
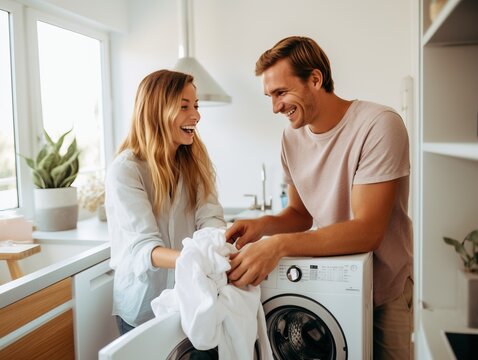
[458,269,478,328]
[34,187,78,231]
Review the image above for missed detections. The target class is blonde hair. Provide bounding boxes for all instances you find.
[118,69,216,214]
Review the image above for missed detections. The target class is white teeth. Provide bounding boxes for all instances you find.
[181,125,195,134]
[286,108,296,116]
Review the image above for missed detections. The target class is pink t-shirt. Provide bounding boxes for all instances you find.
[281,100,413,306]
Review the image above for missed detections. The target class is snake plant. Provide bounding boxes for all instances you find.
[22,129,80,188]
[444,229,478,273]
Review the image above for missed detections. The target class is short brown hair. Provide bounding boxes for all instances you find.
[255,36,334,93]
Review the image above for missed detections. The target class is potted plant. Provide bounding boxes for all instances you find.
[443,229,478,328]
[22,128,80,231]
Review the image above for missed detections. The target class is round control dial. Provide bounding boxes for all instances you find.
[286,265,302,282]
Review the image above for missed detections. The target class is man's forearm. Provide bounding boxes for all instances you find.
[278,218,383,258]
[260,206,313,236]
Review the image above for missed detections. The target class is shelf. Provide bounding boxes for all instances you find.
[421,308,478,360]
[419,0,478,357]
[423,142,478,161]
[423,0,478,46]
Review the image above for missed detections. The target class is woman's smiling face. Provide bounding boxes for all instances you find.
[172,83,200,151]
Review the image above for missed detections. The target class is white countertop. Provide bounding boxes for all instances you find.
[0,242,110,308]
[33,216,109,244]
[1,217,110,308]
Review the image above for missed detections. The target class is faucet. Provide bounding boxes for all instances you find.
[244,194,258,210]
[261,163,272,211]
[244,163,272,211]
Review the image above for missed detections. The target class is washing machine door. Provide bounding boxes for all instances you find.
[99,312,262,360]
[168,338,263,360]
[263,294,347,360]
[165,338,218,360]
[99,313,217,360]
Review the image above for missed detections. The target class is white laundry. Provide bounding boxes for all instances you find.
[151,227,273,360]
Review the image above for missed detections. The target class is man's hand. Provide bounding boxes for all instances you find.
[225,218,265,249]
[227,235,283,287]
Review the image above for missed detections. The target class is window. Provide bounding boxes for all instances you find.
[36,21,106,180]
[0,2,112,215]
[0,8,18,210]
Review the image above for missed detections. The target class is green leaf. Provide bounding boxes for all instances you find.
[43,129,55,146]
[38,152,59,172]
[51,150,80,183]
[59,171,78,187]
[20,155,35,170]
[65,138,77,156]
[35,147,48,165]
[443,236,471,263]
[443,237,461,248]
[71,158,79,175]
[465,230,478,246]
[35,168,53,188]
[32,170,46,188]
[58,139,78,167]
[52,128,73,154]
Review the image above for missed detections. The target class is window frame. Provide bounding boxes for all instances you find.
[0,0,32,215]
[0,1,113,218]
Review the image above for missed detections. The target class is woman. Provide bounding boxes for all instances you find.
[105,70,226,335]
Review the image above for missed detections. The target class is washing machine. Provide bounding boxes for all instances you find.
[98,311,266,359]
[260,252,373,360]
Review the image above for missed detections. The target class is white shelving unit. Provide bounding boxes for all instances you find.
[417,0,478,358]
[423,143,478,161]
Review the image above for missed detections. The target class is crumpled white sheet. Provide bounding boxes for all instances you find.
[151,227,272,360]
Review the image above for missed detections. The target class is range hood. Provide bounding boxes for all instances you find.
[174,0,231,106]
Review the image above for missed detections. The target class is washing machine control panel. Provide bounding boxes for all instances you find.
[261,254,372,294]
[286,265,302,282]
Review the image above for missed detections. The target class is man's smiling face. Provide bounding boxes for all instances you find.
[262,59,319,130]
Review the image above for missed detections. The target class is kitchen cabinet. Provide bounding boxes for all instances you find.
[0,278,75,359]
[73,259,119,360]
[0,238,114,359]
[0,260,118,359]
[417,0,478,358]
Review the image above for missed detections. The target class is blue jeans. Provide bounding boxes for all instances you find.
[115,316,135,335]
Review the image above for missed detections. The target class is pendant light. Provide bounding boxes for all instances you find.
[174,0,231,106]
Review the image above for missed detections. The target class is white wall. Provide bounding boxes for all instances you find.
[18,0,128,32]
[111,0,414,210]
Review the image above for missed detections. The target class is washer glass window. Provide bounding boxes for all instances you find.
[263,294,347,360]
[267,306,336,359]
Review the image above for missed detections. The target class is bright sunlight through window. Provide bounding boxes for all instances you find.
[0,9,18,211]
[36,21,105,181]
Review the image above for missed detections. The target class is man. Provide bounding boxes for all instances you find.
[225,36,413,359]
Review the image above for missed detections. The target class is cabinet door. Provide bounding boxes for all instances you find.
[73,259,119,360]
[0,310,75,360]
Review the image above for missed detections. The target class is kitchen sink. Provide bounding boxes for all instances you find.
[223,207,274,223]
